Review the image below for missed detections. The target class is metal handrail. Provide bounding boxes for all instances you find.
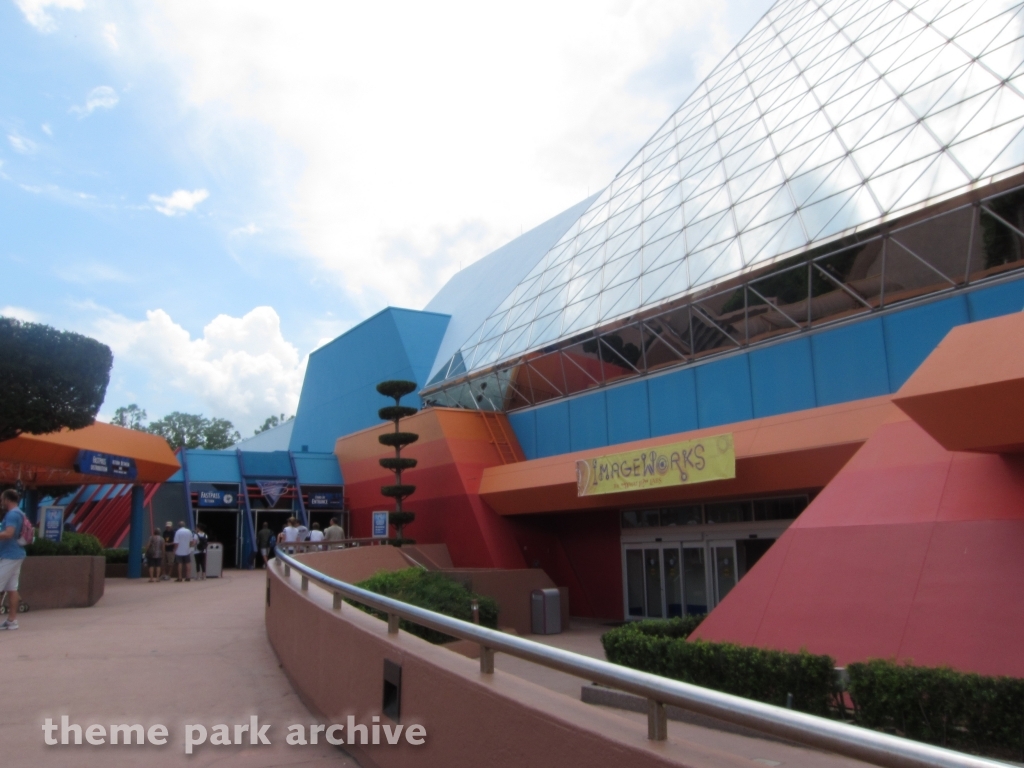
[273,550,1010,768]
[280,537,390,553]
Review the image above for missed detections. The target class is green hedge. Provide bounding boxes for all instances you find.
[352,568,499,644]
[103,548,130,564]
[602,620,836,716]
[25,532,104,557]
[848,659,1024,759]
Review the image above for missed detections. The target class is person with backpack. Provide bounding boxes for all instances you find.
[145,529,165,582]
[0,489,30,630]
[193,524,209,581]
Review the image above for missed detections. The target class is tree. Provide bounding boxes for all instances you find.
[0,317,113,443]
[146,412,241,450]
[377,380,418,545]
[255,413,293,435]
[111,404,148,431]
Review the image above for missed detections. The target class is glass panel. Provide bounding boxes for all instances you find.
[663,548,683,618]
[625,550,646,617]
[621,509,661,528]
[644,548,663,618]
[660,505,703,526]
[737,539,776,579]
[714,545,738,603]
[706,501,754,524]
[752,496,809,520]
[682,548,708,615]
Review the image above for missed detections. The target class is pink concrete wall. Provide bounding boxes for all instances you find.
[265,565,725,768]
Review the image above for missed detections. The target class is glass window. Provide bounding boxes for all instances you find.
[683,548,708,615]
[644,549,664,618]
[752,496,808,520]
[620,509,661,528]
[705,501,753,524]
[625,550,645,617]
[660,505,704,526]
[663,547,683,618]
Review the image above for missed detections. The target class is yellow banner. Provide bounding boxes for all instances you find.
[576,433,735,497]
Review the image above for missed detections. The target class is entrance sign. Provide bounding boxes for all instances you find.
[308,492,343,508]
[576,433,735,497]
[74,449,137,480]
[41,506,64,542]
[371,511,389,538]
[198,489,237,507]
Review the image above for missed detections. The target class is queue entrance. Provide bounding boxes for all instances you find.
[193,510,240,569]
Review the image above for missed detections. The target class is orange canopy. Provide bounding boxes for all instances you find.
[0,422,180,486]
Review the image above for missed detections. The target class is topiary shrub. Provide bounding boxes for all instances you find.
[376,379,419,544]
[602,621,836,716]
[25,531,103,557]
[352,567,498,644]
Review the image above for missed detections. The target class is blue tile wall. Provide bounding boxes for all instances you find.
[882,296,969,390]
[647,368,699,437]
[606,381,652,445]
[967,278,1024,321]
[748,337,817,418]
[811,318,890,406]
[508,410,538,460]
[534,400,571,458]
[569,391,609,452]
[695,355,754,428]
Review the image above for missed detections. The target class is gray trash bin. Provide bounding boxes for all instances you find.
[531,588,561,635]
[205,543,224,578]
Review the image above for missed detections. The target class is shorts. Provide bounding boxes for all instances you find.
[175,554,190,564]
[0,558,24,592]
[146,557,162,568]
[260,548,269,558]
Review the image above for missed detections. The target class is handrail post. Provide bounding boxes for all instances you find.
[647,700,667,741]
[388,613,400,634]
[284,563,290,577]
[480,646,494,674]
[301,575,308,591]
[333,592,342,609]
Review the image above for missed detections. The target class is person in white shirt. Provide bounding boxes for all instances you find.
[278,517,299,554]
[308,522,324,550]
[173,521,195,582]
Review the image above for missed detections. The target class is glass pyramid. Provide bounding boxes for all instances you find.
[449,0,1024,378]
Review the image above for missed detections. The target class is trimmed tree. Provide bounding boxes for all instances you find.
[377,380,418,545]
[0,317,113,443]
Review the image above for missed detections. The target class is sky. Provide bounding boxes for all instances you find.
[0,0,774,435]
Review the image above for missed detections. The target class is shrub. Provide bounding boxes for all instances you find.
[352,568,499,644]
[25,532,103,557]
[602,621,836,716]
[618,615,706,639]
[103,548,130,564]
[848,659,1024,759]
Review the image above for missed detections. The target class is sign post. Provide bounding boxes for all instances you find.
[371,511,389,538]
[41,506,64,543]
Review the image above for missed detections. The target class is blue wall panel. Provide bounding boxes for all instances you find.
[748,337,817,418]
[569,391,609,452]
[534,400,571,458]
[695,355,754,428]
[811,318,890,406]
[290,308,450,453]
[966,277,1024,321]
[883,296,969,390]
[606,380,651,445]
[647,368,699,437]
[508,410,538,461]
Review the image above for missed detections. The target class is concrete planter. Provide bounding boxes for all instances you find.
[19,556,105,610]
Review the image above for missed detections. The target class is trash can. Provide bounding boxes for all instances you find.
[205,543,224,578]
[531,588,561,634]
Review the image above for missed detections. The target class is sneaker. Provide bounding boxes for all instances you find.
[0,619,19,630]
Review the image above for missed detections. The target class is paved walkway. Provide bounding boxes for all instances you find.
[2,571,356,768]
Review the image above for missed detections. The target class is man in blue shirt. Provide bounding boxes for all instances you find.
[0,488,27,630]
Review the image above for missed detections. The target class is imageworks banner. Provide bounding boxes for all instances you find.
[575,433,735,497]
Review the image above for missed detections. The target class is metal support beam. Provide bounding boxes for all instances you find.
[127,486,145,579]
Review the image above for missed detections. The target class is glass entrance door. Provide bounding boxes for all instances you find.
[624,545,700,618]
[710,540,738,607]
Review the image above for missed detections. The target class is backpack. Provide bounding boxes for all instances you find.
[16,511,34,547]
[196,533,208,553]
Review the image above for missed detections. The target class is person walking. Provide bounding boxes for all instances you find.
[278,517,299,554]
[145,529,164,582]
[256,522,274,568]
[173,520,194,582]
[0,489,27,630]
[193,524,209,581]
[323,517,345,542]
[161,521,175,581]
[308,522,324,550]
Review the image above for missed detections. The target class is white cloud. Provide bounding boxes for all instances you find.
[93,306,304,430]
[102,22,119,52]
[1,306,42,322]
[41,123,53,136]
[70,85,120,116]
[230,222,260,236]
[96,0,768,311]
[149,188,209,216]
[57,262,132,284]
[7,133,37,154]
[14,0,84,32]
